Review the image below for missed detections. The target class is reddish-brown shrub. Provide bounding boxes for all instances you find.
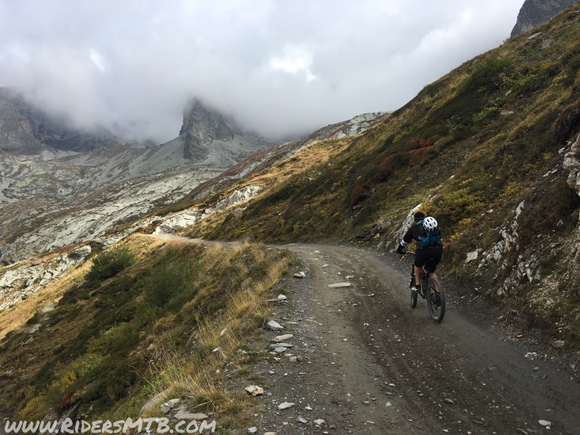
[350,184,368,206]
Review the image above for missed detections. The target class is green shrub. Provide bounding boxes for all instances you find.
[435,188,485,224]
[85,246,135,281]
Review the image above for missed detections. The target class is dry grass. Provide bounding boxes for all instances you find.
[184,136,354,237]
[128,241,291,423]
[2,233,293,426]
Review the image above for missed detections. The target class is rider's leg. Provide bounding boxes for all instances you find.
[414,266,421,286]
[425,252,442,292]
[428,272,440,292]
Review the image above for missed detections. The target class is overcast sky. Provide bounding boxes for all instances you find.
[0,0,524,144]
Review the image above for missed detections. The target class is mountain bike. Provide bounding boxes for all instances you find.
[407,253,445,322]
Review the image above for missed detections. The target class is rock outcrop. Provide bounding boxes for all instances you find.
[564,132,580,264]
[511,0,578,37]
[153,185,262,234]
[0,246,91,310]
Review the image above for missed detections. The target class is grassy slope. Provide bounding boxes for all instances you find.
[185,7,580,346]
[0,235,295,432]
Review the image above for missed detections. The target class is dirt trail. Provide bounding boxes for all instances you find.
[147,235,580,434]
[252,243,580,435]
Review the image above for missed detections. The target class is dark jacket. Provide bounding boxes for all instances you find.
[399,222,443,250]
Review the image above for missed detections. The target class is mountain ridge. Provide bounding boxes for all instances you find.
[0,97,387,262]
[511,0,579,37]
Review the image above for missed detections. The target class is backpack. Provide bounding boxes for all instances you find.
[419,223,442,248]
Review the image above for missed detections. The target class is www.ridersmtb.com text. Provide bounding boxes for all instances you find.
[4,418,216,433]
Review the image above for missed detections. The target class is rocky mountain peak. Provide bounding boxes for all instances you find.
[179,98,236,161]
[511,0,578,37]
[0,87,120,154]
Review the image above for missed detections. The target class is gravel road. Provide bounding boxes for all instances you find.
[252,243,580,435]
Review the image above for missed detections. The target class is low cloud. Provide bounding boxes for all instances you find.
[0,0,524,144]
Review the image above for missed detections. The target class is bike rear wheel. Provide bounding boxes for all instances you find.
[426,277,445,322]
[411,288,417,308]
[410,267,417,308]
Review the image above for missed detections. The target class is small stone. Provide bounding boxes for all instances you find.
[245,385,264,396]
[294,271,306,278]
[328,282,351,288]
[174,409,208,420]
[539,420,552,428]
[272,334,294,342]
[40,303,57,314]
[313,419,326,426]
[553,340,565,348]
[305,406,313,411]
[264,433,277,435]
[273,347,288,353]
[297,418,307,424]
[160,398,181,413]
[277,294,287,300]
[269,343,293,348]
[267,320,284,330]
[542,39,554,49]
[278,402,295,410]
[71,245,92,259]
[466,250,480,263]
[28,324,41,334]
[444,398,454,404]
[247,427,257,434]
[296,355,303,362]
[269,370,275,375]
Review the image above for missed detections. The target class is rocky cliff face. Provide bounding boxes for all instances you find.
[180,99,235,161]
[511,0,578,37]
[0,88,120,154]
[172,98,273,166]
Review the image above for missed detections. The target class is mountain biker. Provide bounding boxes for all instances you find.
[395,211,443,293]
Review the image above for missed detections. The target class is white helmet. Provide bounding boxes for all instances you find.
[423,216,438,231]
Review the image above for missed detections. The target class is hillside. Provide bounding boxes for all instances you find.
[179,5,580,348]
[0,235,295,430]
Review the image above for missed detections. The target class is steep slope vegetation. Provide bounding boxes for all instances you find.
[186,6,580,348]
[0,234,293,430]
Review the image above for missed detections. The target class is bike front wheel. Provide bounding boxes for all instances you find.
[426,277,445,322]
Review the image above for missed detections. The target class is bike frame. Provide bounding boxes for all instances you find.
[406,251,445,322]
